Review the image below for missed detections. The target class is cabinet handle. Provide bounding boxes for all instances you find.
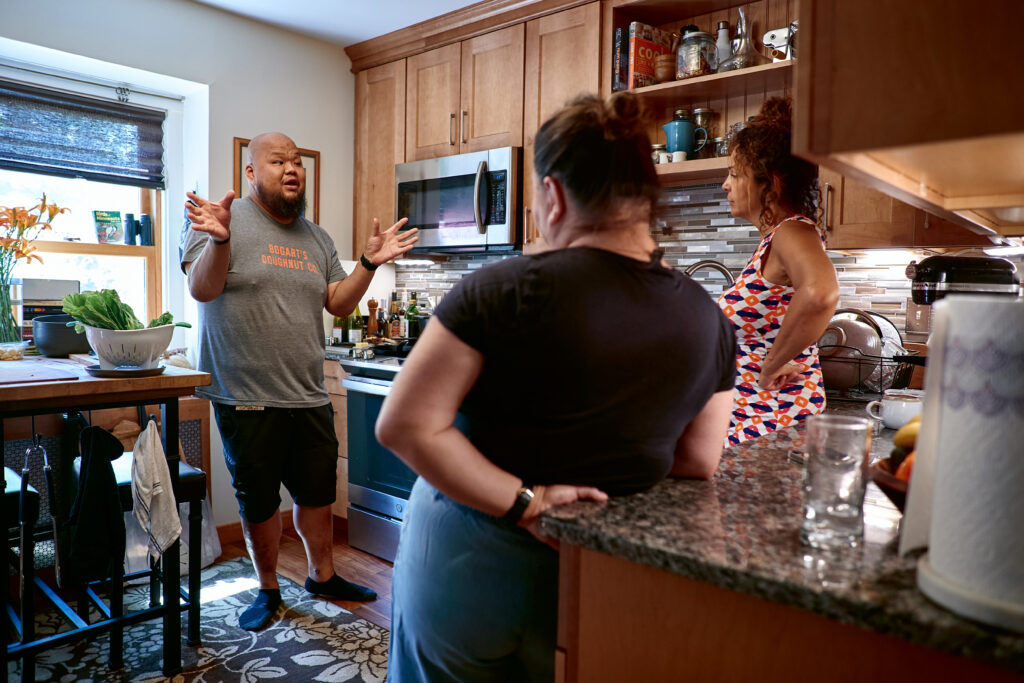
[822,182,832,232]
[460,110,468,144]
[449,112,456,146]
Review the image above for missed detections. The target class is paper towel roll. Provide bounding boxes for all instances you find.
[911,296,1024,631]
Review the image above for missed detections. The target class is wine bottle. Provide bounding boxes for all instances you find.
[389,299,401,338]
[348,304,363,344]
[332,316,345,344]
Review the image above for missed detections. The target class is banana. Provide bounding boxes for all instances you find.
[893,420,921,449]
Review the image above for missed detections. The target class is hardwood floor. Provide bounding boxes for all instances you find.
[216,520,395,630]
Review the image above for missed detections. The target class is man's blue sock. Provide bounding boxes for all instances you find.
[238,588,281,631]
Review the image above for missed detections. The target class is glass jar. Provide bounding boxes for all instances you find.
[676,31,718,79]
[651,143,666,164]
[692,108,717,138]
[713,137,728,158]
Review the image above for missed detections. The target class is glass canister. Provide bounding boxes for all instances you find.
[676,31,718,79]
[651,143,666,164]
[692,108,717,138]
[713,137,728,158]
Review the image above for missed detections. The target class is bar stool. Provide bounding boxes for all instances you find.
[71,422,207,669]
[5,465,41,682]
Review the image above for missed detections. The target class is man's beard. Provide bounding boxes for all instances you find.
[254,181,306,221]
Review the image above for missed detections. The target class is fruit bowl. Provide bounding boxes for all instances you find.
[83,324,174,370]
[869,459,908,512]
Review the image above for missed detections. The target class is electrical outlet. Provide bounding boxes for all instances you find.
[905,298,931,333]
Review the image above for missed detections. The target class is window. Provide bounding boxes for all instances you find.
[1,69,176,323]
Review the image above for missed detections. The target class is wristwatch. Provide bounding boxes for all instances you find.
[502,483,534,524]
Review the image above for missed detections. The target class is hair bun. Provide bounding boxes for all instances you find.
[755,97,792,130]
[604,91,650,140]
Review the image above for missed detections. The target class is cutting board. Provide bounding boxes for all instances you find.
[0,360,80,385]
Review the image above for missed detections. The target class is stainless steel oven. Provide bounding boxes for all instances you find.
[395,146,521,253]
[341,358,412,562]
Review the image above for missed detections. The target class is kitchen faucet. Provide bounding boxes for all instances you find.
[683,259,736,285]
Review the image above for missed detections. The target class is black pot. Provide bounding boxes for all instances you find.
[32,314,92,357]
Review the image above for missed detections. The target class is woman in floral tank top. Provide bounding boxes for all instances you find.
[716,97,840,446]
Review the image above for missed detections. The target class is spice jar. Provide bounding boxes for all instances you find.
[676,31,718,79]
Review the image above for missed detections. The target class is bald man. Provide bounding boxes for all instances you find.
[181,132,417,630]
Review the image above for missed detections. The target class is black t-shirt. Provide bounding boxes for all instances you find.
[435,247,736,496]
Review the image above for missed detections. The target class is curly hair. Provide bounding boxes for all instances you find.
[533,91,659,221]
[730,97,820,228]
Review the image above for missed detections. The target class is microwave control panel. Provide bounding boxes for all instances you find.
[486,170,507,224]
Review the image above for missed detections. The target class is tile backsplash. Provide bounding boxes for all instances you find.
[394,183,1013,340]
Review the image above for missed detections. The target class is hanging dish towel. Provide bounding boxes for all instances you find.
[131,419,181,557]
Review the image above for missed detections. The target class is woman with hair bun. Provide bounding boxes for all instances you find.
[377,92,736,681]
[717,96,839,446]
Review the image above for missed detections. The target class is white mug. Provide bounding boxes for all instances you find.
[865,389,924,429]
[671,150,687,163]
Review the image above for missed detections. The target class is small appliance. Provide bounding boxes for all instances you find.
[395,146,521,253]
[905,255,1020,305]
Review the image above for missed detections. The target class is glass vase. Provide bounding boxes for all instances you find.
[0,277,23,343]
[717,6,770,72]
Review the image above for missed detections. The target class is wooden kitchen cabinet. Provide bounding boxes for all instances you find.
[606,0,793,188]
[324,359,349,518]
[353,60,406,257]
[405,25,524,162]
[821,168,993,250]
[522,2,602,253]
[794,0,1024,238]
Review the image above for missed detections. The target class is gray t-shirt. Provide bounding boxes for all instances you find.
[180,197,345,407]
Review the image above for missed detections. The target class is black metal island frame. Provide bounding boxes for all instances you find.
[1,358,211,681]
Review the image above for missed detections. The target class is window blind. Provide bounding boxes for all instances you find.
[0,78,165,189]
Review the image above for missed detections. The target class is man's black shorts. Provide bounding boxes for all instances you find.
[213,403,338,523]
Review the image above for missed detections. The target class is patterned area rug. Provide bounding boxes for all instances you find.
[7,557,388,682]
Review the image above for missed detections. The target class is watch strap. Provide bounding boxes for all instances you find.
[502,483,534,524]
[360,253,378,271]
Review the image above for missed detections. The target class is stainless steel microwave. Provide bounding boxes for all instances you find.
[395,146,521,253]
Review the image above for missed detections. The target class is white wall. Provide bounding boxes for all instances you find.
[1,0,357,528]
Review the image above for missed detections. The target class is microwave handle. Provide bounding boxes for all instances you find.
[473,160,488,234]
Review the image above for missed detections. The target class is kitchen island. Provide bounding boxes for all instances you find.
[539,401,1024,682]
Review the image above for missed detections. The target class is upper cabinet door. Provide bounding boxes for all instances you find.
[354,60,406,257]
[821,168,993,250]
[522,2,601,253]
[406,43,461,161]
[461,25,525,153]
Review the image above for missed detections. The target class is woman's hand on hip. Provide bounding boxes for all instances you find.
[520,484,608,549]
[759,360,807,391]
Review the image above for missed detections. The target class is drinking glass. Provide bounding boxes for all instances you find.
[800,415,873,549]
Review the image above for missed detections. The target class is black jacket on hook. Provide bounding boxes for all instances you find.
[66,425,126,582]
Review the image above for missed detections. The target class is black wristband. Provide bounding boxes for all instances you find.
[502,483,535,524]
[212,235,230,245]
[360,253,378,271]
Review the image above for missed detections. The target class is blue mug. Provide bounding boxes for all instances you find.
[662,117,708,160]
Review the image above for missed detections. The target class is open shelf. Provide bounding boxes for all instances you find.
[655,156,728,186]
[629,61,794,109]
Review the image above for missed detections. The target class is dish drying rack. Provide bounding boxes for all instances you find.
[818,345,920,400]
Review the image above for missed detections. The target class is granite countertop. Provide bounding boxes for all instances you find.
[538,400,1024,673]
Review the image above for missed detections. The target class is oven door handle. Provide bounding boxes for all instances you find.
[342,377,392,396]
[474,160,487,235]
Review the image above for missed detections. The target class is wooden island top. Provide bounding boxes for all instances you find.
[0,356,210,415]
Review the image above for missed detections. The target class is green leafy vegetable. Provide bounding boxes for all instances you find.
[62,290,191,332]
